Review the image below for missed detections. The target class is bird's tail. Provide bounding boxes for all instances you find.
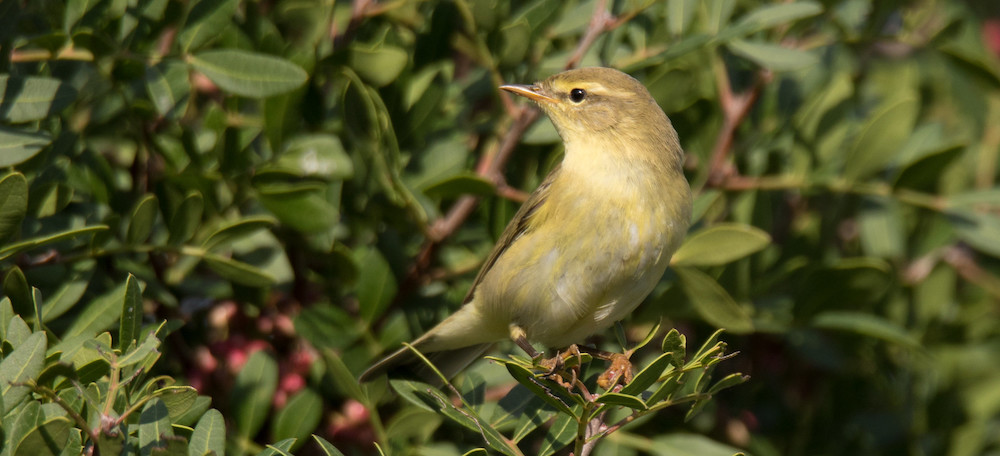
[359,342,495,385]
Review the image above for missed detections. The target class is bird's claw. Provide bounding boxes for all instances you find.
[597,352,634,390]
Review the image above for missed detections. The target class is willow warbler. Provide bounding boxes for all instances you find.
[361,67,691,382]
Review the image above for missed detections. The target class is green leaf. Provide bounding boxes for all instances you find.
[0,127,52,168]
[117,332,160,367]
[202,252,277,286]
[126,194,159,245]
[0,75,77,123]
[3,266,33,319]
[0,297,12,340]
[233,350,279,441]
[63,279,127,340]
[177,0,238,52]
[274,135,354,179]
[96,429,125,456]
[64,0,105,30]
[118,274,143,352]
[595,391,647,410]
[671,223,771,266]
[0,225,108,262]
[675,267,754,334]
[498,19,531,65]
[947,189,1000,208]
[422,173,496,198]
[271,389,323,449]
[257,439,296,456]
[0,331,46,413]
[174,395,213,427]
[726,40,818,71]
[14,415,72,456]
[844,95,919,180]
[6,314,31,346]
[858,195,905,258]
[502,361,576,417]
[350,44,408,87]
[190,409,226,456]
[794,71,853,139]
[620,352,674,396]
[154,386,198,420]
[139,398,173,455]
[389,379,439,413]
[258,184,340,233]
[35,361,77,387]
[41,260,92,322]
[630,320,663,353]
[391,378,520,456]
[707,372,748,395]
[0,172,28,243]
[812,311,921,347]
[201,216,276,251]
[355,246,398,323]
[537,413,576,456]
[730,1,823,36]
[495,385,557,443]
[661,328,686,368]
[324,349,365,401]
[652,433,747,456]
[311,435,346,456]
[667,0,698,36]
[145,61,191,120]
[168,191,203,245]
[188,50,308,97]
[947,209,1000,258]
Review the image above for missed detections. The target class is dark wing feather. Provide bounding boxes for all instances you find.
[462,165,561,303]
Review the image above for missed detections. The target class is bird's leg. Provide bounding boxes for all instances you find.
[509,324,541,359]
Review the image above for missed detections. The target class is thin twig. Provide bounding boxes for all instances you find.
[706,57,771,186]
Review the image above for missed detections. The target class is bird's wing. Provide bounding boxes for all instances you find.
[462,165,561,303]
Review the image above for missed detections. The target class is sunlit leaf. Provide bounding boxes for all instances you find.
[0,172,28,245]
[675,267,754,334]
[188,50,308,97]
[672,223,771,266]
[190,409,226,456]
[727,40,819,71]
[812,311,921,347]
[233,351,279,440]
[0,75,77,123]
[0,127,51,168]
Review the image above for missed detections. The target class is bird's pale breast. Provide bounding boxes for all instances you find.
[475,157,687,348]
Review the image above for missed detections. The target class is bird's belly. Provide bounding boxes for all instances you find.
[477,207,673,348]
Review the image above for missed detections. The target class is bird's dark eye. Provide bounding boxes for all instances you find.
[569,88,586,103]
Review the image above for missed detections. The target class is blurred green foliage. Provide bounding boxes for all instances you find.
[1,0,1000,454]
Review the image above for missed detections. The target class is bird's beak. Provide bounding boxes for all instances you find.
[500,84,558,104]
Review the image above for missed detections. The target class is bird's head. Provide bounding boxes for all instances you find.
[500,67,671,137]
[500,67,682,167]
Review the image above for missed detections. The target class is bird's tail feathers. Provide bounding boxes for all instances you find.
[359,342,495,386]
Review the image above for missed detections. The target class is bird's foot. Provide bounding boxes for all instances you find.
[538,344,585,389]
[596,352,634,390]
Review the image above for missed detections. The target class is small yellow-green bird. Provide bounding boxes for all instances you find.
[360,67,691,382]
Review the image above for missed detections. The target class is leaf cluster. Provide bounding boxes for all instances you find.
[1,0,1000,455]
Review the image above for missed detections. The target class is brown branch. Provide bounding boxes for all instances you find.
[565,0,612,70]
[706,59,772,187]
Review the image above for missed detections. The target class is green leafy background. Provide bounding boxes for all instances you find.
[1,0,1000,455]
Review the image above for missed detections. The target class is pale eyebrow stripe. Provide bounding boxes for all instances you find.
[552,81,632,97]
